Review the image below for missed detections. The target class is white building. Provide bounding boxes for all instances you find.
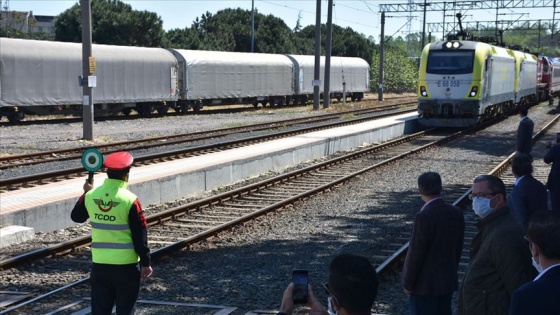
[0,10,56,36]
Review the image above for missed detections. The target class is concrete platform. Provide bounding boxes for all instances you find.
[0,225,35,248]
[0,112,420,232]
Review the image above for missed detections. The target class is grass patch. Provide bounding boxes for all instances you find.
[340,114,358,120]
[18,144,37,150]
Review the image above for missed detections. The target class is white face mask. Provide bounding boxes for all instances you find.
[327,297,337,315]
[532,257,543,273]
[472,196,494,218]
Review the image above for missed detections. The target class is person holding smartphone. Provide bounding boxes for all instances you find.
[276,254,378,315]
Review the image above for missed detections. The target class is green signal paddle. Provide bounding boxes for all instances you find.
[81,148,104,184]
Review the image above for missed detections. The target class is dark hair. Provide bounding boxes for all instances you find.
[474,175,506,197]
[528,211,560,259]
[328,254,378,313]
[518,105,528,116]
[511,153,533,176]
[418,172,442,196]
[107,168,130,180]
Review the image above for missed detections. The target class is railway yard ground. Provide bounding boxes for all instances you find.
[0,93,412,154]
[1,94,559,315]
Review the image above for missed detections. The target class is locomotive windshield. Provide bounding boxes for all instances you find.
[426,50,475,74]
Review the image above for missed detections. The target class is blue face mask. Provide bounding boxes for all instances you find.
[472,196,493,218]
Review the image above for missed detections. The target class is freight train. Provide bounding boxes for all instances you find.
[0,38,370,122]
[417,39,560,127]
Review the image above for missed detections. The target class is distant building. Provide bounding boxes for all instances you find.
[0,10,56,36]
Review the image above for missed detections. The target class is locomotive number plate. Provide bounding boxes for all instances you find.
[437,80,460,88]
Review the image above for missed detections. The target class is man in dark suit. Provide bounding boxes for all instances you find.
[402,172,465,315]
[544,133,560,211]
[508,153,548,231]
[516,105,534,155]
[509,211,560,315]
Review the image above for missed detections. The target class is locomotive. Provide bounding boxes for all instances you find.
[417,39,558,127]
[0,38,370,122]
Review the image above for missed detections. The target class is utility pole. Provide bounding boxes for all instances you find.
[495,0,499,40]
[378,12,385,101]
[420,0,429,51]
[81,0,94,140]
[313,0,321,110]
[552,0,557,40]
[251,0,255,52]
[323,0,333,109]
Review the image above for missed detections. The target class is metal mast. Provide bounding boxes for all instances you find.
[2,0,10,36]
[406,0,414,56]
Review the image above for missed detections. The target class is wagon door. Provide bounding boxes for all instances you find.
[299,68,304,94]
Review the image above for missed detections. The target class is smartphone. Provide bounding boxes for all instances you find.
[292,269,309,304]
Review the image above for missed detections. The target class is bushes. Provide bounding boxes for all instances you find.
[370,45,418,94]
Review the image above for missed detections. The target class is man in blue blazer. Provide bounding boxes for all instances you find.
[508,153,548,231]
[510,211,560,315]
[516,106,534,155]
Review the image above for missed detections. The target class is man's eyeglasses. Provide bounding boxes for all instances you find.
[468,192,494,200]
[323,282,330,295]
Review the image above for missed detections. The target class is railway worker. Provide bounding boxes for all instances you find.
[458,175,536,315]
[276,254,378,315]
[515,105,534,156]
[509,210,560,315]
[402,172,465,315]
[508,153,548,231]
[544,133,560,211]
[71,151,152,315]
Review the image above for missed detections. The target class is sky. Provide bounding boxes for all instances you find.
[5,0,557,42]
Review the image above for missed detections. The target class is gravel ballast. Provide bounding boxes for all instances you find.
[1,101,557,315]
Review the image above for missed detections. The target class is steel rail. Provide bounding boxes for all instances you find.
[5,111,548,313]
[373,113,560,277]
[0,127,459,313]
[0,107,416,189]
[0,102,416,169]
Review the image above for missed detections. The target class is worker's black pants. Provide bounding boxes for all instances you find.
[90,263,141,315]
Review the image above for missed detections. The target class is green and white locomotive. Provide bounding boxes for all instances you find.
[417,40,538,127]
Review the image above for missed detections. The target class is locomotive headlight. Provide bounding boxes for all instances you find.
[444,41,462,49]
[420,86,428,97]
[469,86,478,97]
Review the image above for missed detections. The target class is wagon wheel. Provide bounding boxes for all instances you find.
[157,105,169,115]
[7,110,24,123]
[137,104,153,116]
[122,108,132,116]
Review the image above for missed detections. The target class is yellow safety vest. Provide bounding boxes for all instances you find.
[85,178,140,265]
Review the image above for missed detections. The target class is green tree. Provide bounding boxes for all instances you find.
[296,24,375,65]
[165,9,297,53]
[55,0,164,47]
[371,43,418,93]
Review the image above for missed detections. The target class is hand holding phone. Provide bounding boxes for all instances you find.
[292,269,308,304]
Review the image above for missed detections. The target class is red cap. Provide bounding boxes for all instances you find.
[104,151,134,171]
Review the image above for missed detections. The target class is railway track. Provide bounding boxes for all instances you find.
[1,113,557,314]
[0,125,467,313]
[0,104,416,190]
[0,95,416,127]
